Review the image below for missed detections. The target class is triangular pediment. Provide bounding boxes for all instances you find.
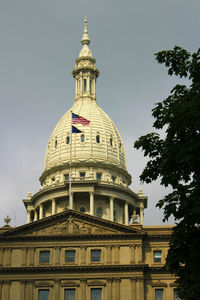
[0,209,145,237]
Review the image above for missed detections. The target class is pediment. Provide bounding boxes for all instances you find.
[0,209,145,237]
[25,215,119,236]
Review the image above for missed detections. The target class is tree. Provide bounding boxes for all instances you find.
[134,46,200,300]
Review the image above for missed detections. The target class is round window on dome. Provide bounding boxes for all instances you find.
[81,134,85,143]
[66,136,70,144]
[96,135,100,144]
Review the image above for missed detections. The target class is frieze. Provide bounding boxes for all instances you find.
[28,216,116,236]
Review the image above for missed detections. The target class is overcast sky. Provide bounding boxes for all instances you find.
[0,0,199,227]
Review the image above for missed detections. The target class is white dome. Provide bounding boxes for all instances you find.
[44,99,126,172]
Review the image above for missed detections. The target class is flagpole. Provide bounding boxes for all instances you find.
[69,111,72,209]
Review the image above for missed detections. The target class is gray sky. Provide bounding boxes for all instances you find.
[0,0,199,227]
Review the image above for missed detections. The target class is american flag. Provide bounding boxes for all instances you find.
[72,113,90,126]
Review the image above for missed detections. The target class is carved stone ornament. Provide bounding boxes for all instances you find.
[29,216,116,236]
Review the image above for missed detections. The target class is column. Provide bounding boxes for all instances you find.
[20,280,26,300]
[106,278,112,300]
[106,246,111,264]
[114,245,120,263]
[140,203,144,225]
[113,279,120,300]
[90,192,94,215]
[110,197,114,221]
[27,210,31,223]
[39,204,43,219]
[28,248,35,266]
[81,246,86,264]
[25,280,33,300]
[137,245,143,263]
[5,248,11,266]
[130,278,136,300]
[129,245,135,264]
[80,279,86,300]
[125,201,129,225]
[22,248,27,266]
[54,247,60,265]
[0,248,4,266]
[136,278,144,300]
[0,280,2,300]
[3,280,10,300]
[34,210,38,221]
[54,280,60,299]
[52,198,56,215]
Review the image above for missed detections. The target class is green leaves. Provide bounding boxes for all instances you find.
[134,47,200,300]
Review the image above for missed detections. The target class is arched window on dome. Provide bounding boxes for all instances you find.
[90,78,92,93]
[81,134,85,143]
[66,136,70,144]
[55,140,58,148]
[96,135,100,144]
[96,207,103,218]
[110,137,113,146]
[83,78,87,92]
[80,206,86,213]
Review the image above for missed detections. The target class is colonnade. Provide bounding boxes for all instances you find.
[27,193,144,226]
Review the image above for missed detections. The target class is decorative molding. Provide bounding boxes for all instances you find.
[87,280,106,286]
[35,281,54,287]
[61,281,80,287]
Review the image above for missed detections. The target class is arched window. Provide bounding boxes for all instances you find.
[66,136,70,144]
[81,134,85,143]
[55,140,58,148]
[96,135,100,143]
[83,79,87,92]
[96,207,102,218]
[80,207,86,213]
[90,78,92,93]
[110,138,113,146]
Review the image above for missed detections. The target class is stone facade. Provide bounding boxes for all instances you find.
[0,211,178,300]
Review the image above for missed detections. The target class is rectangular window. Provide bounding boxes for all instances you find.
[65,289,76,300]
[65,250,75,262]
[80,172,86,179]
[111,176,116,182]
[91,250,101,262]
[39,289,49,300]
[84,79,87,92]
[174,289,181,300]
[154,250,162,263]
[64,174,69,181]
[96,173,102,180]
[155,289,163,300]
[39,251,50,264]
[91,288,102,300]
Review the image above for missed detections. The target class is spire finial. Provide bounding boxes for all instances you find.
[81,16,90,45]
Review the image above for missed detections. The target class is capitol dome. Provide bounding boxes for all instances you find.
[23,18,147,225]
[44,101,126,172]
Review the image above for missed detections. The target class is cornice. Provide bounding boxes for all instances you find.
[40,161,131,184]
[0,209,146,237]
[31,181,139,206]
[0,264,148,274]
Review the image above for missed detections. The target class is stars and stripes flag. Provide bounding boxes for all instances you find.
[72,125,82,133]
[72,113,90,126]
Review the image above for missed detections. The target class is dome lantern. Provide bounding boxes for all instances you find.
[72,18,99,102]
